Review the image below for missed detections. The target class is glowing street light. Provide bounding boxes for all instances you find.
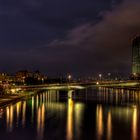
[96,82,99,85]
[108,73,111,80]
[133,73,136,76]
[68,75,72,83]
[68,75,72,80]
[99,74,102,80]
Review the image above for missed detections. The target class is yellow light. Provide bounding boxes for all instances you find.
[96,82,99,85]
[68,75,72,80]
[133,73,136,76]
[16,102,21,124]
[132,107,137,140]
[22,101,26,127]
[37,104,45,140]
[96,105,103,140]
[67,98,74,140]
[11,89,16,93]
[107,111,112,140]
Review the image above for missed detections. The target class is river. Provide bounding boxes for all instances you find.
[0,87,140,140]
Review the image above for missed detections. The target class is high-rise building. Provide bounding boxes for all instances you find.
[132,36,140,79]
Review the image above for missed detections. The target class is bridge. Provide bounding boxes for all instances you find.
[10,83,86,93]
[9,80,139,94]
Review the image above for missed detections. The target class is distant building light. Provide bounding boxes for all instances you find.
[133,73,136,76]
[96,82,99,85]
[99,74,102,80]
[68,75,72,80]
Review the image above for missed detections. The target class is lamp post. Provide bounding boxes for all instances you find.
[108,73,111,81]
[99,74,102,81]
[67,75,72,96]
[68,75,72,83]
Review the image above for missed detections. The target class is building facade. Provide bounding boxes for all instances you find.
[132,36,140,78]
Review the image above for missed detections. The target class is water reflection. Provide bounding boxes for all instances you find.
[6,106,10,131]
[107,111,112,140]
[74,103,84,139]
[132,106,138,140]
[36,95,39,109]
[95,104,139,140]
[1,88,140,140]
[97,87,140,104]
[6,105,13,132]
[31,96,34,123]
[37,103,45,140]
[16,101,21,127]
[22,101,26,127]
[67,98,74,140]
[66,97,85,140]
[96,105,103,140]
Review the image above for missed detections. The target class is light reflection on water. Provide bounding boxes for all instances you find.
[22,101,26,127]
[96,87,140,104]
[132,106,137,140]
[96,105,103,140]
[107,111,112,140]
[0,88,140,140]
[37,103,45,140]
[67,98,73,140]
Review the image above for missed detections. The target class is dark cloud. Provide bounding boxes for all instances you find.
[46,0,140,76]
[0,0,139,77]
[0,0,117,49]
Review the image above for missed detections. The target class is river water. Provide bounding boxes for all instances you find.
[0,87,140,140]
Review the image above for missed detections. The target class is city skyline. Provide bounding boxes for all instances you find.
[0,0,140,77]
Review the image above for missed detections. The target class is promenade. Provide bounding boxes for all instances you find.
[0,94,28,107]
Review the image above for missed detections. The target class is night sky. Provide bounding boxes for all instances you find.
[0,0,140,77]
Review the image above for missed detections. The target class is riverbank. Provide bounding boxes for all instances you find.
[0,92,36,107]
[0,95,25,107]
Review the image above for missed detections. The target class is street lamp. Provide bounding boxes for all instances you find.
[99,74,102,81]
[68,75,72,82]
[108,73,111,80]
[67,75,72,90]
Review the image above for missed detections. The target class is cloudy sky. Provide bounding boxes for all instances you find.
[0,0,140,77]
